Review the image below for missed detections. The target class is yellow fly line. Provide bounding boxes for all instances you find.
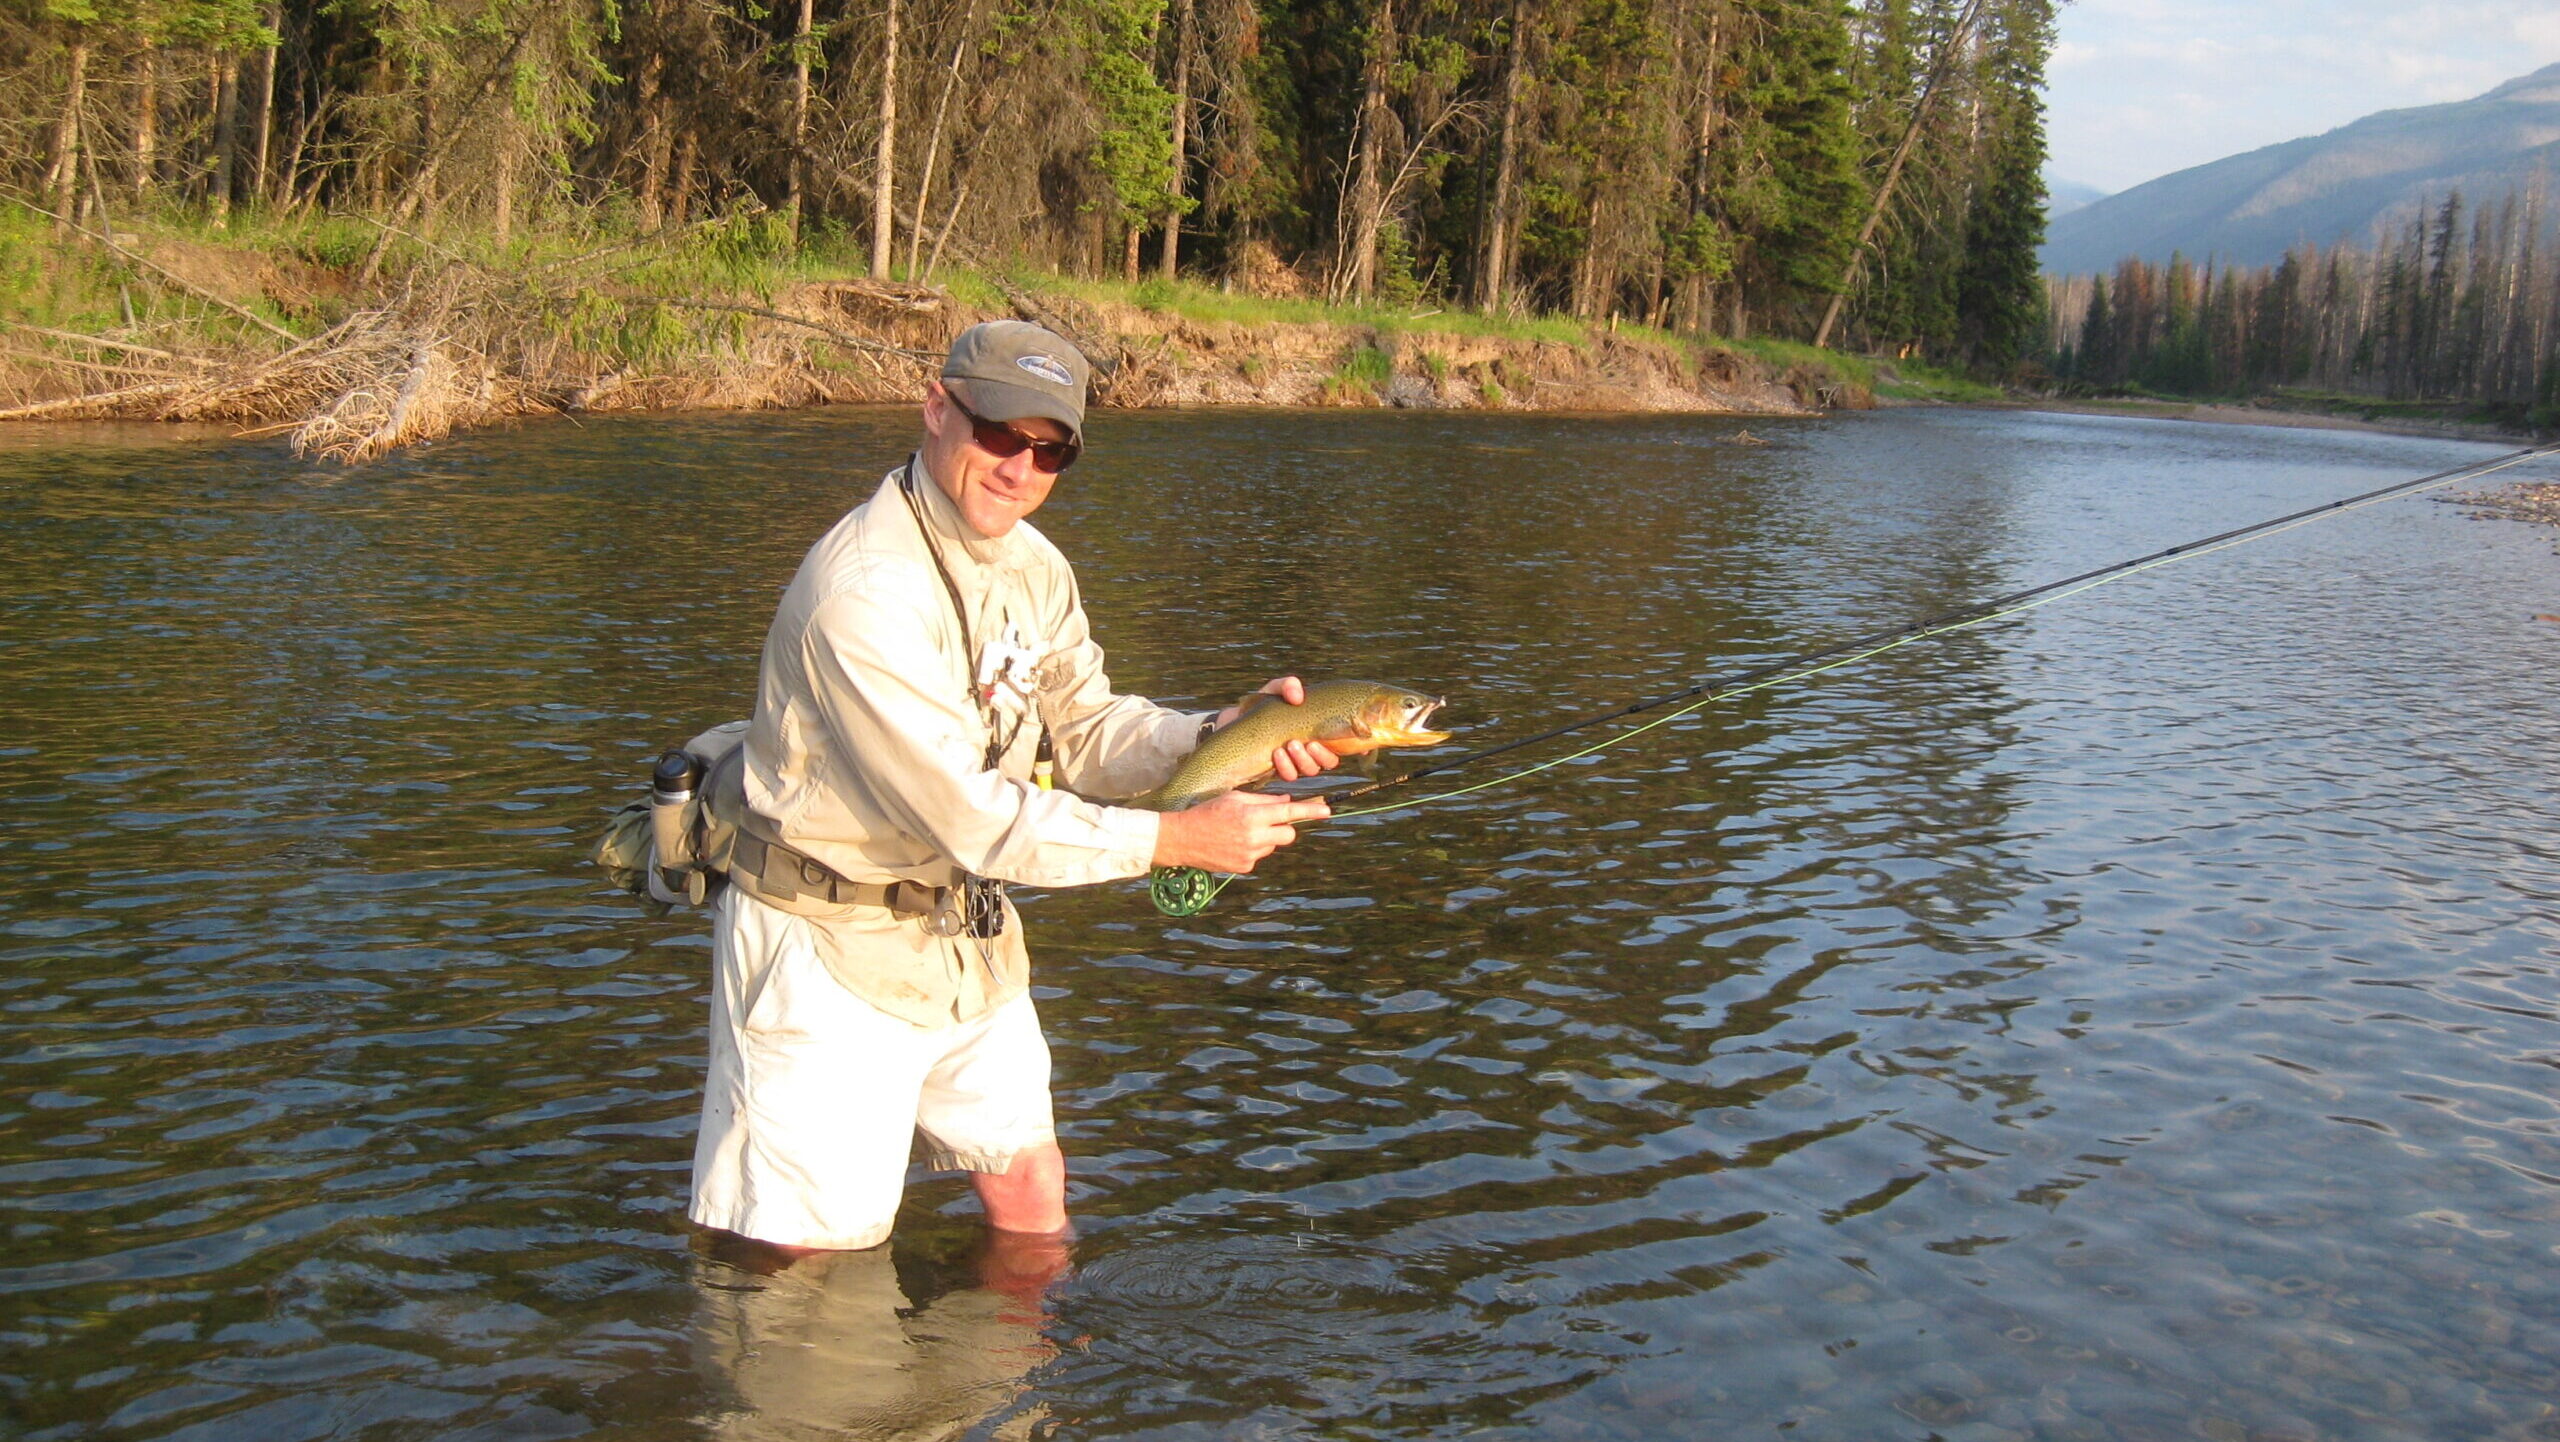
[1334,442,2560,821]
[1147,441,2560,916]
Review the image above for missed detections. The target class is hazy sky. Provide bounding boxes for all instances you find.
[2046,0,2560,195]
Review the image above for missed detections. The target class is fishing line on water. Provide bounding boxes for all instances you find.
[1149,440,2560,917]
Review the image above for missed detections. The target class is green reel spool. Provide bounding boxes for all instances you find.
[1148,866,1230,917]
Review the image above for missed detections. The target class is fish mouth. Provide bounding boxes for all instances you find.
[1373,696,1450,747]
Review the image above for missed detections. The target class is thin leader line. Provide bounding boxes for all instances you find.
[1326,442,2560,822]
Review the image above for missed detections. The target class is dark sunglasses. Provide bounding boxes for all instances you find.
[948,394,1081,474]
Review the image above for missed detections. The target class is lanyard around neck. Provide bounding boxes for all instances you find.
[897,459,1022,769]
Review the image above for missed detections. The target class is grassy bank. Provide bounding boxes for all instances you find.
[2007,379,2549,440]
[2018,385,2544,445]
[0,206,1884,460]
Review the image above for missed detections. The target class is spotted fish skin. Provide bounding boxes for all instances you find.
[1129,679,1448,812]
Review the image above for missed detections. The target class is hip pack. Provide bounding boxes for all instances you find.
[593,720,750,908]
[592,723,987,931]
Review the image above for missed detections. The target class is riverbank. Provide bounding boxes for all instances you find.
[2012,394,2542,446]
[2006,395,2560,544]
[0,211,1877,462]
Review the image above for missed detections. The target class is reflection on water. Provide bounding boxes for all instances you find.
[691,1233,1057,1440]
[2,406,2558,1439]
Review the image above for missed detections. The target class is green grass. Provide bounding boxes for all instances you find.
[2260,387,2548,433]
[1871,357,2000,403]
[1713,334,1876,391]
[0,206,120,331]
[0,202,317,341]
[1,202,1908,421]
[1042,273,1593,345]
[1320,342,1395,402]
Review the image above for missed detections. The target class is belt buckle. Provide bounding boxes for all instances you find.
[927,890,968,937]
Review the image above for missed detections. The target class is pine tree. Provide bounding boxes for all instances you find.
[1950,0,2048,371]
[2074,272,2113,384]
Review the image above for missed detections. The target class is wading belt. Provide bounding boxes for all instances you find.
[695,743,951,920]
[726,829,945,918]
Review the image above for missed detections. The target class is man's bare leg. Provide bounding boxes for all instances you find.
[973,1141,1068,1234]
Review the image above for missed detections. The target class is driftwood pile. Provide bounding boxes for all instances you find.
[6,286,553,463]
[0,250,1175,460]
[0,219,961,462]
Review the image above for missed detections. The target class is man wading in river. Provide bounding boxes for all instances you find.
[692,320,1338,1252]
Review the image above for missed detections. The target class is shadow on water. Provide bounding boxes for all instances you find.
[2,406,2559,1438]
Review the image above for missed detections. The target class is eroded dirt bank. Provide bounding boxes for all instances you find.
[0,252,1854,462]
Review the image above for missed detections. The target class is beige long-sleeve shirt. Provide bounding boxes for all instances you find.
[738,457,1204,1026]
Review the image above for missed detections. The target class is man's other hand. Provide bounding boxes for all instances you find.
[1214,675,1344,783]
[1152,790,1332,874]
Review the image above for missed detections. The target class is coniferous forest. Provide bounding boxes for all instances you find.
[0,0,2055,364]
[2048,193,2560,427]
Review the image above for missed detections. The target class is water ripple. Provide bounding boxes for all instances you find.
[3,409,2558,1436]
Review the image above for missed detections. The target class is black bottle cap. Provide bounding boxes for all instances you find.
[653,750,700,792]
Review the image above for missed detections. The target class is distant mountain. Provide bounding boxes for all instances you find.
[2042,63,2560,275]
[2043,177,2108,220]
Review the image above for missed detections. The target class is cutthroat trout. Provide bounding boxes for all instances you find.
[1132,679,1449,811]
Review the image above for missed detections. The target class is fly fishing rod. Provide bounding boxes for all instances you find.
[1148,440,2560,917]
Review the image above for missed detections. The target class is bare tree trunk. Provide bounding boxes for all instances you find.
[870,0,900,278]
[1812,0,1985,350]
[210,54,239,226]
[45,40,91,233]
[494,126,515,244]
[1159,0,1195,279]
[414,69,439,230]
[923,176,970,283]
[1571,190,1602,318]
[253,5,280,204]
[133,49,159,197]
[1474,1,1527,313]
[636,51,669,230]
[1344,0,1396,300]
[365,52,391,212]
[788,0,812,241]
[1123,222,1142,282]
[80,132,113,234]
[282,97,321,216]
[908,5,976,281]
[670,127,699,226]
[1678,10,1721,333]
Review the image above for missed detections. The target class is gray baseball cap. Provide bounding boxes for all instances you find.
[941,320,1091,443]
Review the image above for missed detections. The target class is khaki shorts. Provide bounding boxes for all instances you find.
[689,888,1057,1250]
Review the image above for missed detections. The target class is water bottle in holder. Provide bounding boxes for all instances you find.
[650,749,707,905]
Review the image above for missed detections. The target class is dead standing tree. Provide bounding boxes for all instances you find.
[1812,0,1985,350]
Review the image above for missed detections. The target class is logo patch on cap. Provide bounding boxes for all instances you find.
[1016,354,1076,387]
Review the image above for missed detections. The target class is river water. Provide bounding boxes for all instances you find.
[3,406,2558,1440]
